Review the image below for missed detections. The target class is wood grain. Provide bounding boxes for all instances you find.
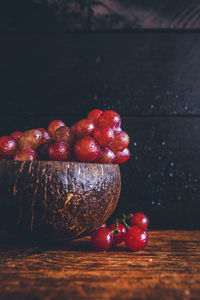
[1,1,200,31]
[1,32,200,117]
[0,160,120,240]
[0,231,200,299]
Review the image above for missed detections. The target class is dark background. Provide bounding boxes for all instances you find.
[1,0,200,229]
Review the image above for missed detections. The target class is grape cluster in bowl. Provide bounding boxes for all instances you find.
[0,110,130,164]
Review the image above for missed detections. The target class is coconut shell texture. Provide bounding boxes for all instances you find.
[0,160,121,240]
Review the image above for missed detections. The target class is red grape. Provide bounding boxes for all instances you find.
[125,226,148,252]
[37,128,51,144]
[114,148,130,164]
[91,227,113,251]
[97,110,121,130]
[93,127,114,146]
[75,119,95,138]
[74,136,100,163]
[14,148,38,161]
[0,136,17,159]
[108,223,126,245]
[94,147,115,164]
[10,131,23,141]
[48,141,71,161]
[109,131,129,151]
[54,126,75,145]
[87,109,103,125]
[48,120,66,139]
[130,213,149,230]
[18,129,43,150]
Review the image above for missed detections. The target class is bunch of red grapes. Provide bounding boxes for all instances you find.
[0,110,130,164]
[91,212,149,252]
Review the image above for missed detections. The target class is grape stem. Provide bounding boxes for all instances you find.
[114,213,133,231]
[110,218,120,234]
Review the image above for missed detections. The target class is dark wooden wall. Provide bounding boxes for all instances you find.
[1,0,200,229]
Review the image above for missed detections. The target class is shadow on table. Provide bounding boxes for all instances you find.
[0,230,129,256]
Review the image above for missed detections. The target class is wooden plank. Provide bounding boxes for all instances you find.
[1,32,200,116]
[1,1,200,32]
[0,231,200,300]
[0,115,200,229]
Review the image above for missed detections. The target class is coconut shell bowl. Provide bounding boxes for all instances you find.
[0,160,121,241]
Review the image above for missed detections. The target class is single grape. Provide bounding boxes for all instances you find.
[14,148,38,161]
[108,223,126,245]
[125,226,148,252]
[93,127,114,146]
[54,126,75,145]
[18,129,43,150]
[130,213,149,230]
[94,147,115,164]
[74,136,100,163]
[97,110,121,130]
[75,119,95,138]
[47,120,66,139]
[114,148,130,164]
[48,141,71,161]
[87,109,103,125]
[91,227,113,251]
[0,136,17,159]
[109,131,129,151]
[37,128,52,144]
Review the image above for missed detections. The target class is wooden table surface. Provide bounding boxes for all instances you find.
[0,230,200,300]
